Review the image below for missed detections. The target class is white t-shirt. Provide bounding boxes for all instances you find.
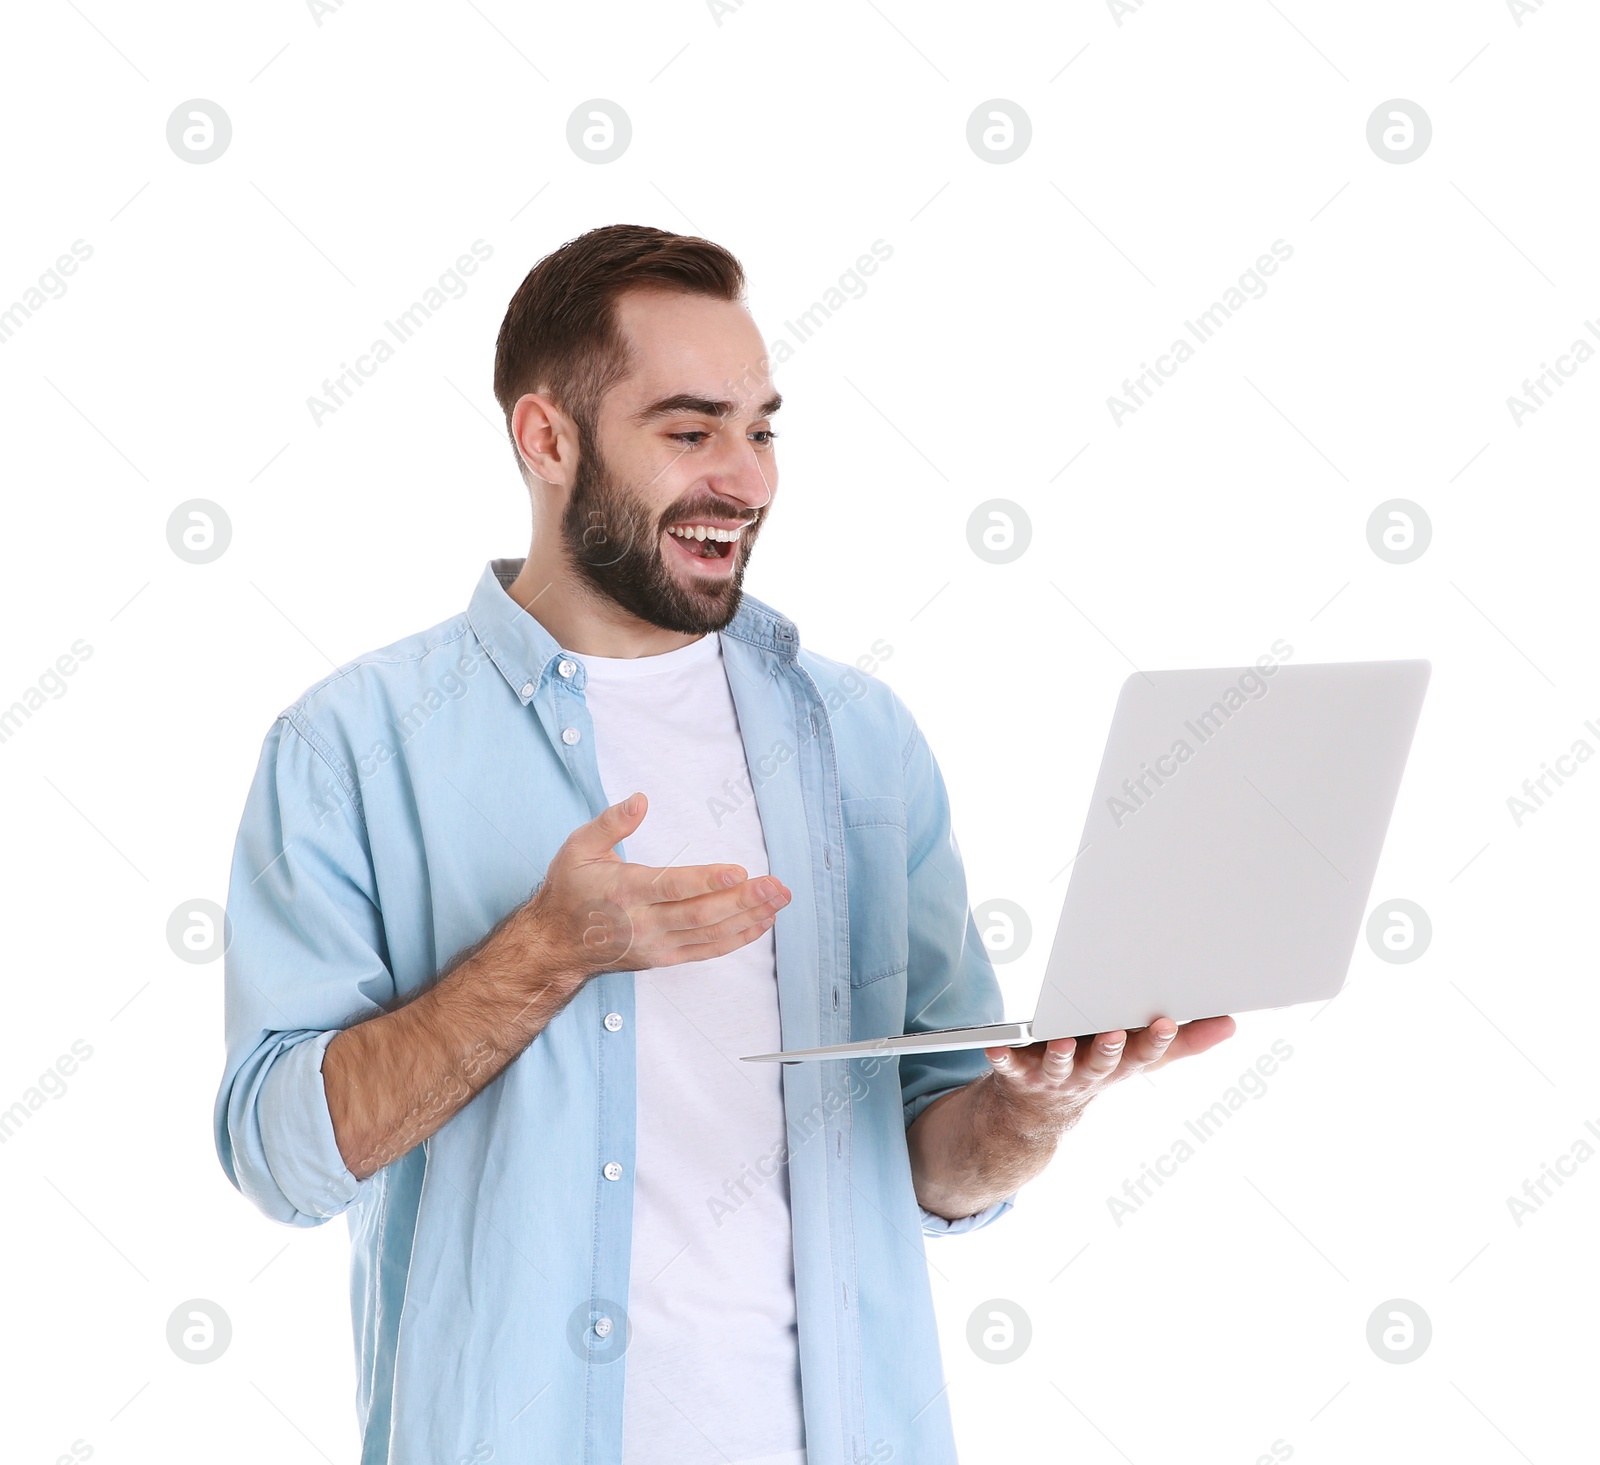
[580,630,806,1465]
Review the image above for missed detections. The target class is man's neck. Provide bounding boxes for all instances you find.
[504,550,706,660]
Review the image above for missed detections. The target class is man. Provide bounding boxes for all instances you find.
[215,223,1234,1465]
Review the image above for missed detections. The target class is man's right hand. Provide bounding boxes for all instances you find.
[517,792,791,986]
[326,791,791,1179]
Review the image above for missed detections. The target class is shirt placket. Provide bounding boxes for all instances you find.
[522,653,639,1465]
[721,634,867,1464]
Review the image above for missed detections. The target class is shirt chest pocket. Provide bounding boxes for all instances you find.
[840,795,910,987]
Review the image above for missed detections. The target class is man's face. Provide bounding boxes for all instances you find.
[560,288,780,635]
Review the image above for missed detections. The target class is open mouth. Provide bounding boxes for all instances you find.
[664,519,749,567]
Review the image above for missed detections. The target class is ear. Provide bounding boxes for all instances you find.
[511,391,579,487]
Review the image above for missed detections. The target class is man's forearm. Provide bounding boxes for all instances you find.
[323,907,583,1180]
[906,1071,1078,1222]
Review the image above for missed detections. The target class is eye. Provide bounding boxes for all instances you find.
[666,428,780,448]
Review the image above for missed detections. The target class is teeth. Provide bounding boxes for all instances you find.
[668,523,745,543]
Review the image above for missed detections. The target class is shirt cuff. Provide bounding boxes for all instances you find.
[257,1030,372,1221]
[920,1193,1016,1237]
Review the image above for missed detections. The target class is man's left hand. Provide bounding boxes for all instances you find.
[908,1014,1238,1221]
[982,1015,1237,1130]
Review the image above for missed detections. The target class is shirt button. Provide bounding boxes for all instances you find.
[593,1316,613,1338]
[562,727,581,746]
[604,1012,623,1032]
[557,658,577,679]
[519,682,535,699]
[603,1161,623,1181]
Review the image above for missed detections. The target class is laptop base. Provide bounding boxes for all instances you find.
[742,1021,1035,1064]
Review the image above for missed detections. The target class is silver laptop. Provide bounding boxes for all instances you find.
[744,659,1430,1063]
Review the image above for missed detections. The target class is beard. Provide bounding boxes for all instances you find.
[559,441,763,635]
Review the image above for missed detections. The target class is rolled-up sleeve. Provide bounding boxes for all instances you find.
[214,713,394,1226]
[895,712,1018,1236]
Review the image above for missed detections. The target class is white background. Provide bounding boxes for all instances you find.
[2,1,1596,1462]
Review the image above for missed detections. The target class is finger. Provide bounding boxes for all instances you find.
[665,895,777,946]
[985,1037,1072,1082]
[1125,1019,1180,1068]
[658,876,790,933]
[565,793,649,859]
[1040,1036,1077,1082]
[632,860,753,905]
[1162,1015,1237,1061]
[1076,1030,1127,1082]
[667,887,787,948]
[657,907,779,966]
[983,1043,1027,1078]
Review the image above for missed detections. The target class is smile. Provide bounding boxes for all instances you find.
[664,519,752,565]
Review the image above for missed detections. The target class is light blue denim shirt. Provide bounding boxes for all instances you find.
[215,558,1015,1465]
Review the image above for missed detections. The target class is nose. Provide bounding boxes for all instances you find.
[702,432,776,514]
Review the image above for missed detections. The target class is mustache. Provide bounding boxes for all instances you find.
[658,500,762,529]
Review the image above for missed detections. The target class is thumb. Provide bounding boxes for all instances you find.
[569,792,646,857]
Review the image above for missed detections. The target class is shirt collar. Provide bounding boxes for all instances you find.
[466,557,800,705]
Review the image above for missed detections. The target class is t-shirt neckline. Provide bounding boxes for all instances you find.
[577,631,722,682]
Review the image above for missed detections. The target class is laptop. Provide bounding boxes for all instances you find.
[743,659,1430,1063]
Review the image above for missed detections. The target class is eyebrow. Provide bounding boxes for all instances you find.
[630,391,782,425]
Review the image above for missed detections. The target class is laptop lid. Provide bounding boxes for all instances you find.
[1032,660,1430,1038]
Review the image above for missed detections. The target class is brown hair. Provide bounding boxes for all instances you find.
[492,224,746,478]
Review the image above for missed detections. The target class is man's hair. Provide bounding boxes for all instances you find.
[492,223,746,479]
